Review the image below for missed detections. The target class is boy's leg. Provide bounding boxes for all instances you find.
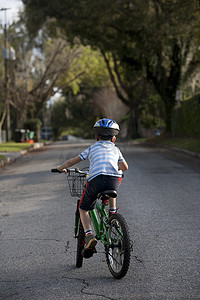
[79,208,97,249]
[79,208,92,231]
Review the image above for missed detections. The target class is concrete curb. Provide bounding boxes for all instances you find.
[0,142,45,168]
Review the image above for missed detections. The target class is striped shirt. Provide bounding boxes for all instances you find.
[79,141,124,181]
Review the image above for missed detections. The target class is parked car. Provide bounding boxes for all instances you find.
[40,127,53,140]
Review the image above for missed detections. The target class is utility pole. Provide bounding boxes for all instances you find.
[1,8,11,141]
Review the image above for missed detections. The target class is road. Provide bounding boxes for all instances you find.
[0,141,199,300]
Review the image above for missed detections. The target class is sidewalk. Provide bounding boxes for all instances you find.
[0,142,45,168]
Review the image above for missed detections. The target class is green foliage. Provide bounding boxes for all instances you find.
[148,136,200,154]
[175,94,200,136]
[22,0,200,135]
[24,118,42,141]
[0,142,32,152]
[61,46,111,94]
[140,93,165,129]
[64,90,96,138]
[50,99,68,138]
[24,119,42,131]
[51,90,96,139]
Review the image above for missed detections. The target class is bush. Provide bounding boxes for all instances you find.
[175,94,200,136]
[24,119,42,142]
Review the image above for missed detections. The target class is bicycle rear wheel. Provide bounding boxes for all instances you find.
[106,213,131,279]
[76,221,85,268]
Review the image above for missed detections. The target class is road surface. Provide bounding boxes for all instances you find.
[0,141,199,300]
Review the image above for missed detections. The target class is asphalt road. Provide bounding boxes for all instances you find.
[0,141,199,300]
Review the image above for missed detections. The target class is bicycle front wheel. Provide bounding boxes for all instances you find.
[106,213,131,279]
[76,221,85,268]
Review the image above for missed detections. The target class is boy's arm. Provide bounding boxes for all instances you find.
[118,160,128,172]
[57,156,82,172]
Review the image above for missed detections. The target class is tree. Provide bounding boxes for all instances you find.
[4,21,89,132]
[22,0,149,137]
[22,0,200,135]
[142,0,200,132]
[0,24,13,142]
[0,50,6,143]
[50,98,67,138]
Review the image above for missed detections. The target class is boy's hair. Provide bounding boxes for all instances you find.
[97,134,114,141]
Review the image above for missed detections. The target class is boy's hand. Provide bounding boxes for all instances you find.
[56,166,63,172]
[56,156,81,173]
[57,166,68,174]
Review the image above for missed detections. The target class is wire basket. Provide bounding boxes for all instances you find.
[67,171,88,198]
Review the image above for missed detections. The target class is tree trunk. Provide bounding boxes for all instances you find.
[126,108,139,139]
[164,99,175,134]
[0,127,2,144]
[16,110,24,129]
[0,109,6,144]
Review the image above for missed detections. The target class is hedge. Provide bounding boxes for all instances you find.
[174,94,200,136]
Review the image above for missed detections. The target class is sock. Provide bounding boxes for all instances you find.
[85,229,93,236]
[109,207,116,214]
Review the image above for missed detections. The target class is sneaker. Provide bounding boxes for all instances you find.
[85,234,97,249]
[81,247,97,259]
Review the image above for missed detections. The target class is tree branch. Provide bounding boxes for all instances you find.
[100,48,129,106]
[0,108,6,127]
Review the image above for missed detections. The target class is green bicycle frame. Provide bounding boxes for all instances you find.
[74,200,123,243]
[89,202,111,245]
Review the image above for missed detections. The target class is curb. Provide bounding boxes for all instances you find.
[0,142,45,168]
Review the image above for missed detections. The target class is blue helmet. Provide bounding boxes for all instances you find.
[93,118,120,136]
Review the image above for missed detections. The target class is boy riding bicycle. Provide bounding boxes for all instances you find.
[57,118,128,251]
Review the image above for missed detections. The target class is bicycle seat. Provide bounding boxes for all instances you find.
[98,190,117,200]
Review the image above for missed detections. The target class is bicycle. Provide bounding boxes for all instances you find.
[51,167,132,279]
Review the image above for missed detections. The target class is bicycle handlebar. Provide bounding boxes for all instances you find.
[51,168,63,173]
[51,168,88,175]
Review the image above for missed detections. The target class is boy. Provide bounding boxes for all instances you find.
[57,118,128,250]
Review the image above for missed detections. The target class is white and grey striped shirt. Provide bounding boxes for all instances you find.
[79,141,124,181]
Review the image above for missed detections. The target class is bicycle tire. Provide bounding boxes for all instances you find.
[106,213,131,279]
[76,221,85,268]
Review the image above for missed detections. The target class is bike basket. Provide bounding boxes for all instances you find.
[67,172,88,198]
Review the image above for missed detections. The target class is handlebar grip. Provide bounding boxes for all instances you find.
[51,168,62,173]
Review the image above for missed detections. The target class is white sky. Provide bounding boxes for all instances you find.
[0,0,23,25]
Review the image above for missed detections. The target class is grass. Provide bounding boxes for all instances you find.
[145,136,200,154]
[0,142,32,152]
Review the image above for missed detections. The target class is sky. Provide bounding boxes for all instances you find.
[0,0,23,25]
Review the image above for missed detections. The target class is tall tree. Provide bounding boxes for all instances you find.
[142,0,200,132]
[22,0,149,137]
[5,21,89,129]
[22,0,200,134]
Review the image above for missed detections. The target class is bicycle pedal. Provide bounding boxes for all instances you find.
[81,247,97,259]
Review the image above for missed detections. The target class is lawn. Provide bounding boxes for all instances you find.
[0,142,32,152]
[147,136,200,153]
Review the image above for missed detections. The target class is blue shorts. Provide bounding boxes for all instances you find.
[79,175,122,211]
